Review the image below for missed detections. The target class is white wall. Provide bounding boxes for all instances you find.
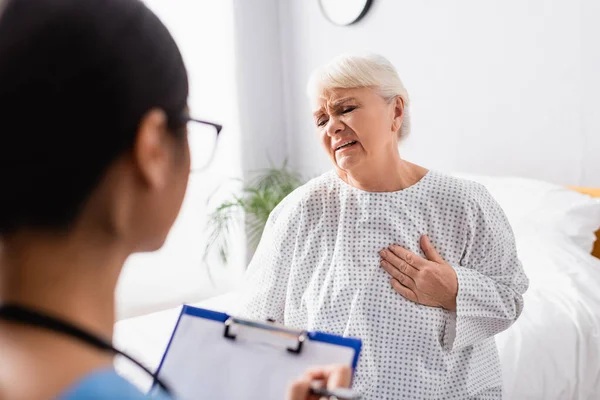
[581,0,600,186]
[278,0,600,187]
[233,0,289,174]
[116,0,246,319]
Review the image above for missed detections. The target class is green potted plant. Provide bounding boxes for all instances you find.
[203,161,304,266]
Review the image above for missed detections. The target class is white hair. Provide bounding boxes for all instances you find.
[307,52,411,139]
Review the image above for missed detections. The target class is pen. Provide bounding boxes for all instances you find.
[309,382,361,400]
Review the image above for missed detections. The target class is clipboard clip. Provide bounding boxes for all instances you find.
[223,317,307,354]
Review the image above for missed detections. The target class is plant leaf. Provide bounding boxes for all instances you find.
[203,159,304,264]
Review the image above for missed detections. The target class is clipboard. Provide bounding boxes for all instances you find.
[152,305,362,400]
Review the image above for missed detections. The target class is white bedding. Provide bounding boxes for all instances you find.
[495,225,600,399]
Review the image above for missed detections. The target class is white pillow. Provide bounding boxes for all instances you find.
[451,173,600,253]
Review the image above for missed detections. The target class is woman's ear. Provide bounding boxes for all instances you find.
[391,96,404,133]
[133,108,170,189]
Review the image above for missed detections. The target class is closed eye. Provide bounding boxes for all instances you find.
[317,118,329,127]
[342,106,356,114]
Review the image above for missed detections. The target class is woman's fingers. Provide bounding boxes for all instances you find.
[287,365,352,400]
[286,376,315,400]
[391,279,419,302]
[388,246,427,269]
[381,260,416,289]
[305,364,352,389]
[379,249,418,278]
[420,235,444,263]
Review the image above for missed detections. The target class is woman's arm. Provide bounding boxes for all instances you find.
[380,183,529,352]
[233,197,303,323]
[443,184,529,351]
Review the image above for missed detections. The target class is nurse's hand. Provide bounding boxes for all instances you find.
[287,364,352,400]
[380,235,458,311]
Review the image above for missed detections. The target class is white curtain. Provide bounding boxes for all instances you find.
[116,0,245,319]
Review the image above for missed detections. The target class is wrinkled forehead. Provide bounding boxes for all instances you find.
[311,87,366,114]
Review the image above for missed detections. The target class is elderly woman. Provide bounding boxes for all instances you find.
[237,53,529,399]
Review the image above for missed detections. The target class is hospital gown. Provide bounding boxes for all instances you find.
[235,170,529,400]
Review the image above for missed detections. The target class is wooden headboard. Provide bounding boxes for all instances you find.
[569,187,600,259]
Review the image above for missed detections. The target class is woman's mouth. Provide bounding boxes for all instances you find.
[335,141,357,152]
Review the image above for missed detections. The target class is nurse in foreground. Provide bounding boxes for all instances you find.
[0,0,350,399]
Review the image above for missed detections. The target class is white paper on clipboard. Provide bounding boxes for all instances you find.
[153,305,362,400]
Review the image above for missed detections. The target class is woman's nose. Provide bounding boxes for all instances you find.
[326,117,344,136]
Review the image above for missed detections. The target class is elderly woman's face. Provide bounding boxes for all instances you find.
[312,87,402,173]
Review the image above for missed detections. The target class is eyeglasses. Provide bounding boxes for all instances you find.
[181,115,222,172]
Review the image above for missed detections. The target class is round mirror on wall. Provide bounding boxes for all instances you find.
[319,0,373,26]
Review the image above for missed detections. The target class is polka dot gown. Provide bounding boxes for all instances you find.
[235,170,529,399]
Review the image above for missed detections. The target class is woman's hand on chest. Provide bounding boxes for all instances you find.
[379,235,458,311]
